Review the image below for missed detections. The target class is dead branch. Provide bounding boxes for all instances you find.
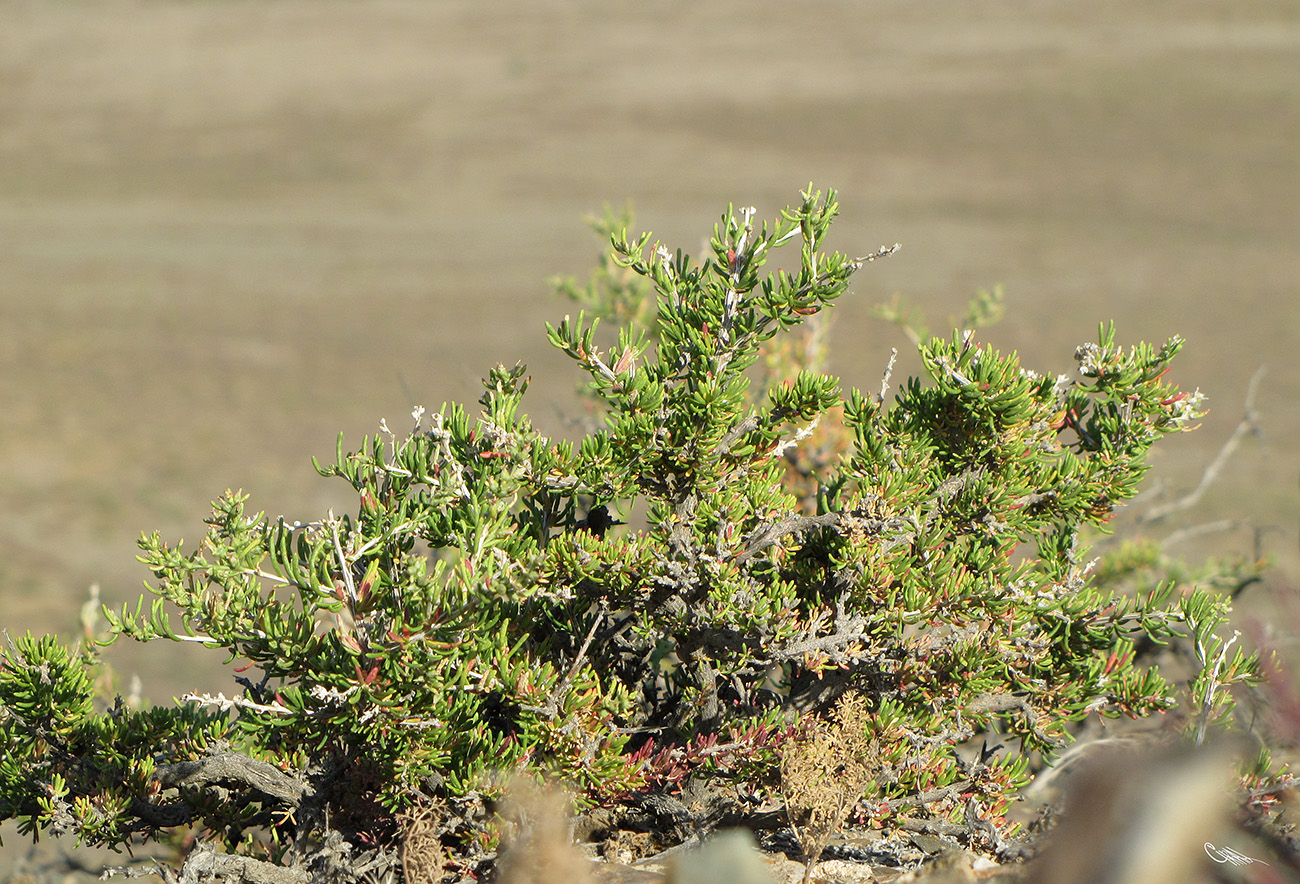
[877,347,899,407]
[1139,365,1265,525]
[882,780,974,813]
[771,630,873,663]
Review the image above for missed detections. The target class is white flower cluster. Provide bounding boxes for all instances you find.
[1168,387,1207,427]
[1073,342,1109,377]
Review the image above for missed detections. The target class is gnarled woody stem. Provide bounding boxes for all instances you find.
[733,512,840,565]
[153,844,310,884]
[151,751,307,806]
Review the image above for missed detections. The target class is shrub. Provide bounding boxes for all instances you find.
[0,187,1261,881]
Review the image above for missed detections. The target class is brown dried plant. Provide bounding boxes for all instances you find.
[398,802,448,884]
[780,691,879,884]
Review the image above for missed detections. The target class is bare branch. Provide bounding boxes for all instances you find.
[171,845,309,884]
[1140,365,1265,525]
[771,417,821,458]
[965,692,1062,746]
[856,242,902,264]
[562,604,605,688]
[1160,518,1254,547]
[882,779,974,812]
[877,347,899,407]
[183,691,294,716]
[734,512,840,565]
[717,415,760,455]
[328,512,357,603]
[769,630,873,663]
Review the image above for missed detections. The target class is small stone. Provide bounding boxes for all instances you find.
[668,830,776,884]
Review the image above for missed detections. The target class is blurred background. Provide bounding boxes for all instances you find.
[2,0,1296,715]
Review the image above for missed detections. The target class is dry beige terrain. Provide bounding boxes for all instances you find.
[0,0,1296,754]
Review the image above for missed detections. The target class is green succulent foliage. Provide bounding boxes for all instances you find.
[546,187,1254,809]
[0,633,227,848]
[0,186,1259,864]
[114,365,640,807]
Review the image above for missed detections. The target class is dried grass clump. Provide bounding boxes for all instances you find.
[398,803,448,884]
[780,692,879,883]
